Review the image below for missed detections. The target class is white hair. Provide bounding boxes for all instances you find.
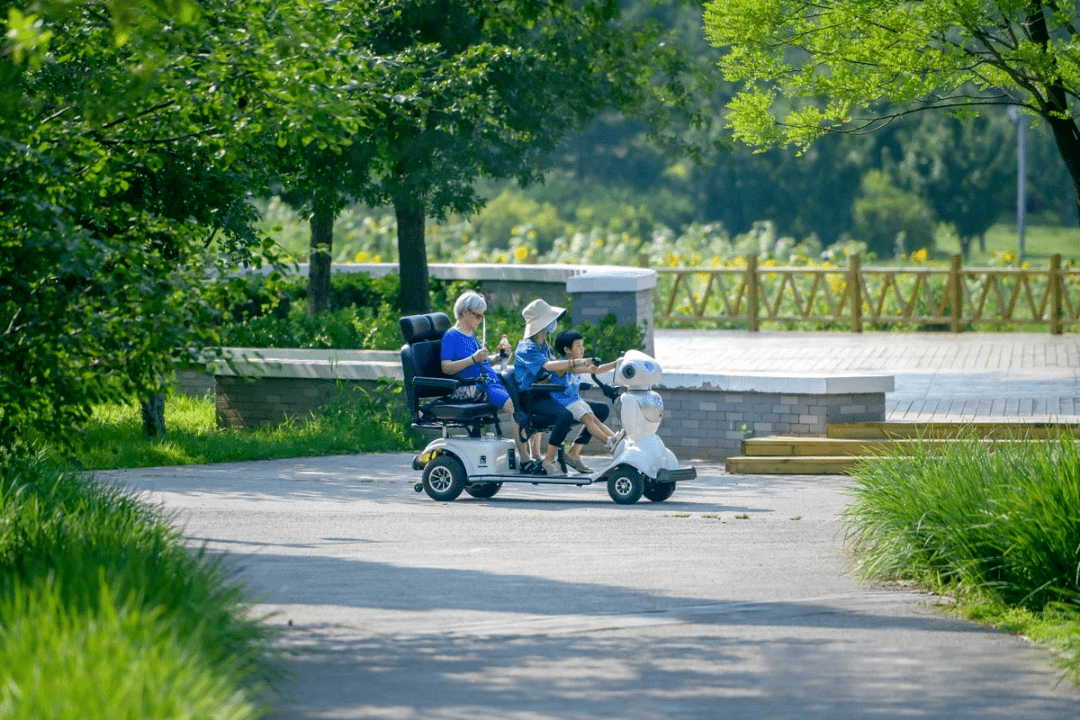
[453,291,487,319]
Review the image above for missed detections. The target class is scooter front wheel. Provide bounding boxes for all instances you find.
[423,455,466,502]
[607,468,643,505]
[465,482,502,499]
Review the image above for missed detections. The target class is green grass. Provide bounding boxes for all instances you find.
[61,387,421,471]
[934,222,1080,265]
[0,452,277,719]
[843,435,1080,683]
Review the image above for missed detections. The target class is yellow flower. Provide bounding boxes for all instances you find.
[372,255,381,263]
[911,248,929,263]
[355,251,370,263]
[514,246,529,260]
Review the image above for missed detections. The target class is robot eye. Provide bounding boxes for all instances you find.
[622,365,636,379]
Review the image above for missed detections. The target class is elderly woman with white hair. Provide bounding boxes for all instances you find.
[440,290,528,461]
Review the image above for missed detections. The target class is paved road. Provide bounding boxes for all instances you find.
[110,454,1078,720]
[655,329,1080,422]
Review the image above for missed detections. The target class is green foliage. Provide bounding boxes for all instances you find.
[215,273,473,349]
[703,0,1080,215]
[63,385,420,470]
[0,0,366,448]
[0,451,274,717]
[844,435,1080,610]
[574,313,647,360]
[0,578,262,720]
[851,170,937,258]
[843,434,1080,681]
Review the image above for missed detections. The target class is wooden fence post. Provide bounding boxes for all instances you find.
[1050,253,1063,335]
[848,252,862,333]
[949,254,963,333]
[747,254,760,332]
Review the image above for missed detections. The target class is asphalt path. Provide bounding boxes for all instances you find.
[107,454,1078,719]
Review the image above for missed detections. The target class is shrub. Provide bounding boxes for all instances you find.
[0,451,274,718]
[852,170,936,259]
[844,435,1080,610]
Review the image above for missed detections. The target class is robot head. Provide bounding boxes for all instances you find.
[613,349,663,390]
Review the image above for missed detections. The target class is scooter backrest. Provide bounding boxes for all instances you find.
[399,312,451,344]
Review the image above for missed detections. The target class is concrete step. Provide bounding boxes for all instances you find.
[827,421,1080,440]
[740,436,915,457]
[726,421,1080,475]
[725,455,872,475]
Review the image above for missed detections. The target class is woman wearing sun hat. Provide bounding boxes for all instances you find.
[514,298,603,477]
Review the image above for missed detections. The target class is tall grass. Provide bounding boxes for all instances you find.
[844,435,1080,681]
[0,451,276,719]
[64,384,420,471]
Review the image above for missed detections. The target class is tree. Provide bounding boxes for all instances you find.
[0,0,355,444]
[891,111,1016,256]
[348,0,713,314]
[704,0,1080,221]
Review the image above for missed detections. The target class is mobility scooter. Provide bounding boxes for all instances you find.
[400,313,695,505]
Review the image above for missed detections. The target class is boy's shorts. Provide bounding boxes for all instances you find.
[565,399,592,421]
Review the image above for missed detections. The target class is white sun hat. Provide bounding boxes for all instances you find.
[522,298,567,339]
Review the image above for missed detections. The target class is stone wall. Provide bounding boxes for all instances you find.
[210,351,893,462]
[215,375,392,429]
[176,367,215,397]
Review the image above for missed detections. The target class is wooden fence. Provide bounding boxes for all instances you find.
[654,253,1080,334]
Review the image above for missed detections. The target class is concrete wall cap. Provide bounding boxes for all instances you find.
[566,267,657,293]
[211,358,401,381]
[659,371,894,395]
[210,350,893,395]
[250,262,588,283]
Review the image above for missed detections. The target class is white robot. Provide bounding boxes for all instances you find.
[596,349,696,503]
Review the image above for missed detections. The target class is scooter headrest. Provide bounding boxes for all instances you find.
[400,312,452,344]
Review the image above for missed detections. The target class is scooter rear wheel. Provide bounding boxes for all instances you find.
[643,479,676,502]
[607,468,643,505]
[422,455,466,502]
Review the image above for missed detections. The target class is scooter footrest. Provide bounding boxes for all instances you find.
[656,467,696,483]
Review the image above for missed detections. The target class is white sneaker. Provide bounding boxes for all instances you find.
[604,430,626,453]
[542,459,566,477]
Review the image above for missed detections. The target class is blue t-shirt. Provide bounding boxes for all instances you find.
[549,370,580,407]
[513,339,553,391]
[441,328,498,384]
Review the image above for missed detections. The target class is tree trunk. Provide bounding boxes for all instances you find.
[959,235,973,260]
[307,201,334,316]
[141,392,166,439]
[395,199,430,315]
[1026,3,1080,225]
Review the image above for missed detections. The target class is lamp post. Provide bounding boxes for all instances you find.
[1008,106,1027,260]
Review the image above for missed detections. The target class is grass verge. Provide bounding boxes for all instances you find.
[60,383,421,471]
[843,435,1080,684]
[0,451,277,719]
